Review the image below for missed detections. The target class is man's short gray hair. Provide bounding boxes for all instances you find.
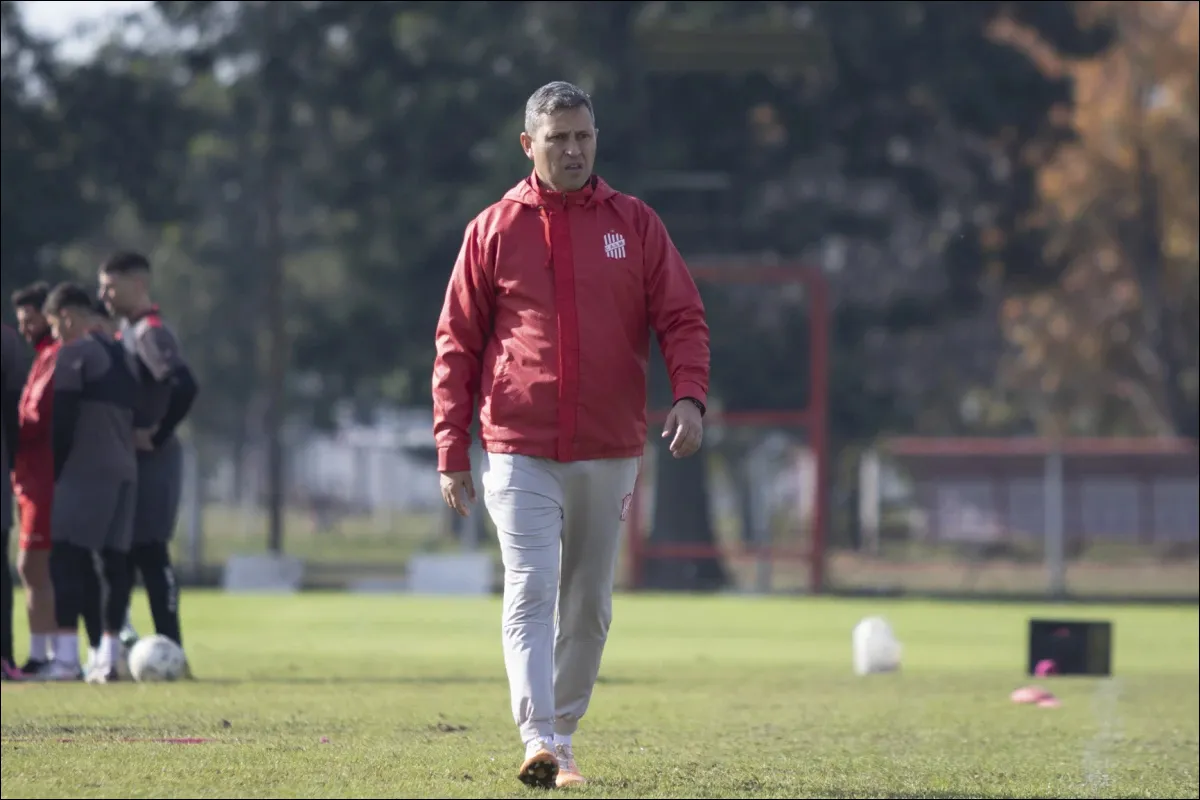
[524,81,595,136]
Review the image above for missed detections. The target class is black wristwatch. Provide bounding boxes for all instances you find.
[679,396,706,417]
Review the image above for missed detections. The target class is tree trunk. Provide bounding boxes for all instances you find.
[642,452,730,591]
[1122,10,1197,442]
[260,3,290,555]
[1129,142,1197,441]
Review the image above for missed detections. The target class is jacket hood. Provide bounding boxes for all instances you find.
[502,170,618,208]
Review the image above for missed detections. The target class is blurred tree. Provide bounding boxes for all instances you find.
[0,1,188,304]
[994,0,1199,438]
[635,0,1111,574]
[5,0,1135,577]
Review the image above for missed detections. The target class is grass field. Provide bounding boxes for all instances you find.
[2,592,1197,799]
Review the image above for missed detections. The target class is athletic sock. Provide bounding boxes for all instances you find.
[29,634,50,661]
[525,737,554,757]
[55,634,80,667]
[101,634,121,667]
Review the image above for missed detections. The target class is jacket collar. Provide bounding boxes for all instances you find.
[502,170,616,209]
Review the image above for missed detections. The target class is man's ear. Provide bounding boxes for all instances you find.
[520,132,534,161]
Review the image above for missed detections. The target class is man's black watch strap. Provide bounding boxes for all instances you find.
[680,396,706,417]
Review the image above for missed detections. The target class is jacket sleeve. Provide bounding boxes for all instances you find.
[51,343,86,481]
[21,352,53,445]
[432,218,495,473]
[641,204,711,409]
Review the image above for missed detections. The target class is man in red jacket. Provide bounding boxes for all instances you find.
[432,81,710,789]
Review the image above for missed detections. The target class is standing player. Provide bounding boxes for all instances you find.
[11,283,61,677]
[2,322,30,680]
[98,252,198,667]
[11,283,108,678]
[38,283,140,682]
[433,81,710,787]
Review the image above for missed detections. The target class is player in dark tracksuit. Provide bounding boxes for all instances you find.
[98,252,198,664]
[1,323,31,680]
[39,282,141,683]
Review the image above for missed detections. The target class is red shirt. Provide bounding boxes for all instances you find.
[432,173,710,473]
[13,335,60,494]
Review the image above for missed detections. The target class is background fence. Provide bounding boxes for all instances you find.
[171,424,1198,601]
[854,437,1199,599]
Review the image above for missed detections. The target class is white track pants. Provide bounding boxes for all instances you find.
[481,452,641,745]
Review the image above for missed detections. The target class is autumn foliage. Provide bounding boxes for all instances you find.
[993,0,1199,436]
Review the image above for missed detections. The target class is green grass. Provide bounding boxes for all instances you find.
[2,593,1197,799]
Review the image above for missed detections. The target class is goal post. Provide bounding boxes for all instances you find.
[625,262,831,594]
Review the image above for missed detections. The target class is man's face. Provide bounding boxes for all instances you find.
[97,269,140,317]
[45,310,69,342]
[16,304,49,344]
[521,106,597,193]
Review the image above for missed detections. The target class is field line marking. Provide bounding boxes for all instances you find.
[1081,676,1122,792]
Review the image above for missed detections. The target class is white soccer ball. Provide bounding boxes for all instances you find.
[127,635,187,682]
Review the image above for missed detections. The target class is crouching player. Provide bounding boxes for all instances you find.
[39,283,140,683]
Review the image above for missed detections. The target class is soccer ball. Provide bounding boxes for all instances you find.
[127,635,188,682]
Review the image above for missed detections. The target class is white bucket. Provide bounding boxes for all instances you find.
[853,615,902,675]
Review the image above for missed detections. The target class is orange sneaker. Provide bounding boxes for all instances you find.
[518,741,559,789]
[555,742,586,788]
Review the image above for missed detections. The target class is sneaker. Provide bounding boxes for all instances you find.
[20,658,50,677]
[555,742,586,788]
[518,739,559,789]
[85,665,120,684]
[1,659,25,681]
[39,660,84,682]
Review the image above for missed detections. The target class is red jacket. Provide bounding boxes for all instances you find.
[432,173,710,473]
[14,336,59,495]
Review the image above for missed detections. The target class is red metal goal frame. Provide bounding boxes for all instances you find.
[626,262,831,593]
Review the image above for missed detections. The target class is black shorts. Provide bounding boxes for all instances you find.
[134,437,183,545]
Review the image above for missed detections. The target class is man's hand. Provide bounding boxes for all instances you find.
[661,399,704,459]
[440,470,476,517]
[134,427,157,452]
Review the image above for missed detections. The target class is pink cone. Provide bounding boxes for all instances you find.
[1011,686,1051,704]
[1034,658,1058,676]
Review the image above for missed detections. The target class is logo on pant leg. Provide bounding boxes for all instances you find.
[619,492,633,522]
